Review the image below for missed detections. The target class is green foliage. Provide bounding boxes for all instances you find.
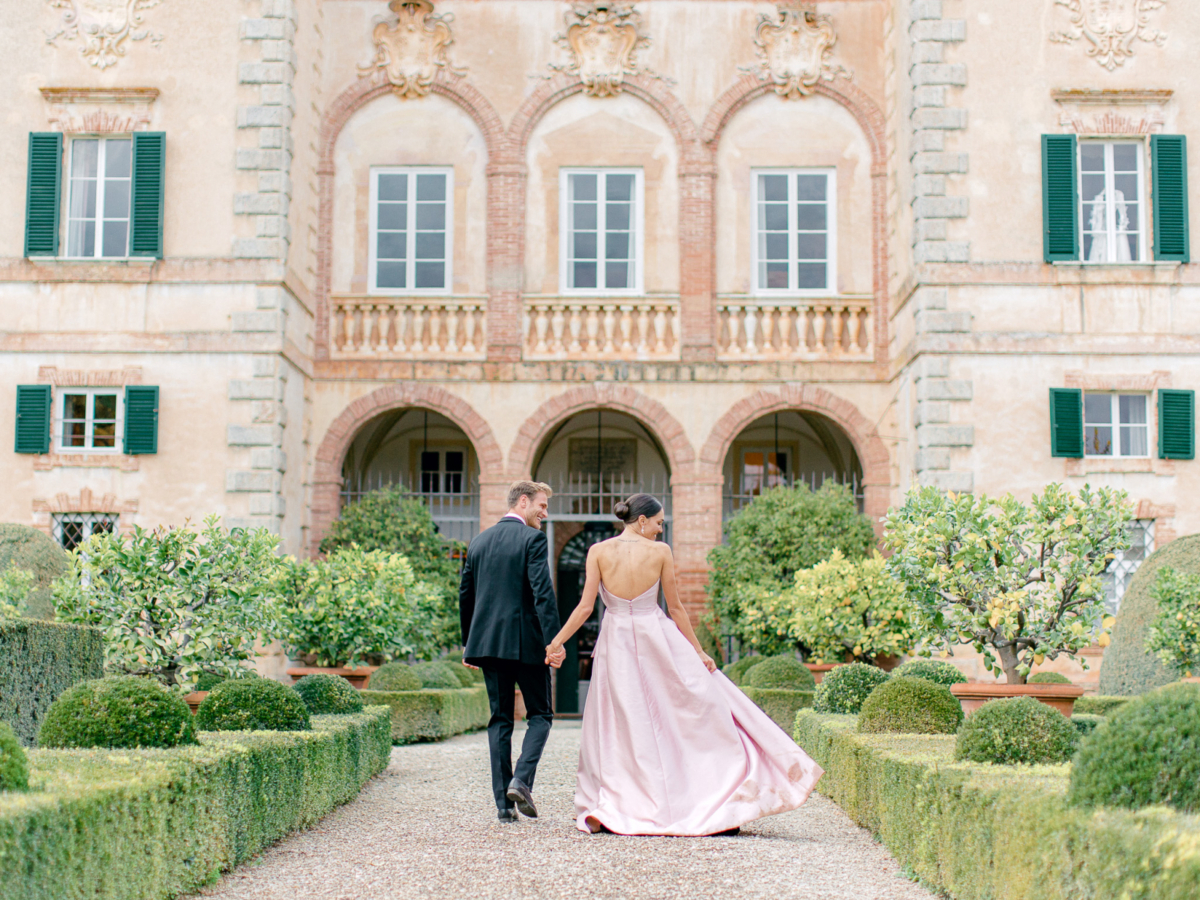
[0,523,69,619]
[53,517,283,688]
[0,568,34,621]
[740,687,814,733]
[705,483,875,655]
[1101,534,1200,696]
[857,676,963,735]
[793,711,1200,900]
[744,654,816,690]
[292,674,365,715]
[884,484,1132,684]
[408,660,462,689]
[195,678,311,732]
[1146,566,1200,677]
[1072,714,1104,737]
[1028,671,1072,684]
[813,661,890,714]
[955,696,1078,765]
[891,659,966,687]
[0,619,103,746]
[0,723,28,792]
[193,668,259,692]
[1069,683,1200,813]
[0,709,391,900]
[1073,695,1129,716]
[38,676,197,750]
[360,687,489,744]
[369,662,423,692]
[444,660,475,687]
[722,655,764,686]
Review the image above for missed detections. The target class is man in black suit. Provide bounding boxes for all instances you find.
[460,480,565,822]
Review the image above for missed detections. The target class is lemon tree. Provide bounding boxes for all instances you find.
[1145,567,1200,678]
[883,484,1132,684]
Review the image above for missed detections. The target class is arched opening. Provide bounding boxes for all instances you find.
[339,407,481,544]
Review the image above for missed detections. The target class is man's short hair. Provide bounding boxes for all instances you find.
[508,480,552,510]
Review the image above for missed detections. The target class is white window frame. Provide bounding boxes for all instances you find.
[1078,139,1147,264]
[1083,392,1151,459]
[64,136,133,260]
[55,387,123,454]
[739,447,791,495]
[368,166,454,295]
[751,167,838,297]
[559,168,644,296]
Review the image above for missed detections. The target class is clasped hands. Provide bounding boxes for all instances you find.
[545,643,566,668]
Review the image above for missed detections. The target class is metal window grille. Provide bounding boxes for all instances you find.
[339,471,481,546]
[1101,518,1155,614]
[541,471,674,547]
[52,512,118,551]
[722,471,863,525]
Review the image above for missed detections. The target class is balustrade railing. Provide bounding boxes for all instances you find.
[523,296,680,361]
[331,296,487,359]
[717,297,872,360]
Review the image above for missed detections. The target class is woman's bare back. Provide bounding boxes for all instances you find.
[591,536,668,600]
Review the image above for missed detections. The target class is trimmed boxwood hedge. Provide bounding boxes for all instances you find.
[1073,695,1129,716]
[0,724,27,792]
[723,655,764,686]
[793,711,1200,900]
[1071,713,1104,737]
[38,676,197,750]
[0,523,69,620]
[857,676,963,735]
[740,687,814,733]
[407,661,462,689]
[813,662,890,714]
[0,708,390,900]
[1028,672,1072,684]
[195,678,311,732]
[891,659,966,687]
[292,673,364,715]
[360,686,489,744]
[0,619,103,746]
[954,696,1078,765]
[369,662,423,692]
[745,654,817,691]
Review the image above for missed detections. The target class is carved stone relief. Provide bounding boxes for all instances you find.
[748,4,850,99]
[1050,0,1168,72]
[1052,89,1172,134]
[360,0,464,99]
[549,3,655,97]
[40,87,158,133]
[45,0,164,70]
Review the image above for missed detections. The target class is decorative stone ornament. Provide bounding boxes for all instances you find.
[751,4,848,99]
[552,3,651,98]
[361,0,463,99]
[45,0,164,70]
[1050,0,1168,72]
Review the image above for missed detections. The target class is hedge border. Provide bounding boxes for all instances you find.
[0,707,391,900]
[741,687,814,734]
[793,711,1200,900]
[0,619,103,746]
[360,686,489,744]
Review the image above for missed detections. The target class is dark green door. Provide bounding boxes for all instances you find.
[554,522,617,713]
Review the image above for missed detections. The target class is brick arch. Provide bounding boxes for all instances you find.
[310,383,505,555]
[507,385,696,481]
[700,385,892,524]
[701,75,889,365]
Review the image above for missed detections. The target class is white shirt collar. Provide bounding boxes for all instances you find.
[502,513,526,523]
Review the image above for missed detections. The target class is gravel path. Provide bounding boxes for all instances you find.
[197,721,934,900]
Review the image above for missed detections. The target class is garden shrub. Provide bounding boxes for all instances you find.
[0,568,33,621]
[1145,566,1200,677]
[858,676,963,735]
[891,659,966,687]
[292,674,364,715]
[369,662,423,692]
[408,660,462,689]
[955,696,1077,764]
[1028,671,1072,684]
[722,654,763,686]
[813,662,890,714]
[0,619,103,746]
[745,654,816,690]
[361,686,489,744]
[1073,695,1129,716]
[1100,533,1200,696]
[0,723,28,792]
[740,687,814,733]
[195,678,311,732]
[1069,682,1200,813]
[0,523,69,620]
[193,668,259,692]
[441,659,476,687]
[38,676,197,750]
[1071,714,1104,737]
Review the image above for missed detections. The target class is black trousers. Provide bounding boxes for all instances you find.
[480,658,554,810]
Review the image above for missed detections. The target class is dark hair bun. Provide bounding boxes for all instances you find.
[613,501,631,519]
[614,493,663,524]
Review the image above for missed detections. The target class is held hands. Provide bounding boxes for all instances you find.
[545,643,566,669]
[697,650,717,673]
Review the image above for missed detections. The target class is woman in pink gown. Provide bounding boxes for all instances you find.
[546,493,823,836]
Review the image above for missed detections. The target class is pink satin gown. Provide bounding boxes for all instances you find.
[574,580,824,836]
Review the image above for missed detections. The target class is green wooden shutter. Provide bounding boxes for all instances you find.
[14,385,52,454]
[25,133,62,257]
[123,386,159,455]
[1152,135,1190,263]
[1158,389,1195,460]
[130,133,165,258]
[1049,387,1084,458]
[1042,134,1079,262]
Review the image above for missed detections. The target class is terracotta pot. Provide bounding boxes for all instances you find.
[514,688,527,722]
[804,663,844,685]
[184,691,209,715]
[286,665,380,690]
[1181,675,1200,684]
[951,682,1085,718]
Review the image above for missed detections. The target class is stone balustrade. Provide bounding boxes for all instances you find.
[716,297,873,360]
[330,296,487,359]
[522,296,680,361]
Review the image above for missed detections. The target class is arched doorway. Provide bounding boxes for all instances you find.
[554,523,615,713]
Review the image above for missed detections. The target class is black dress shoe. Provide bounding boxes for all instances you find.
[506,778,538,818]
[497,808,518,822]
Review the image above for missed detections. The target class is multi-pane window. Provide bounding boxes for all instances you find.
[58,388,121,452]
[370,168,452,293]
[753,169,836,293]
[67,137,132,258]
[740,449,789,495]
[561,169,641,292]
[1080,142,1144,263]
[1102,519,1155,613]
[419,448,467,494]
[1084,393,1149,458]
[52,513,118,551]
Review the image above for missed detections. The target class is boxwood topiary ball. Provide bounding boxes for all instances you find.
[1068,683,1200,813]
[369,663,423,692]
[193,669,259,692]
[891,659,967,687]
[37,676,197,749]
[813,662,891,714]
[292,673,364,715]
[723,655,765,687]
[858,676,963,735]
[745,655,816,691]
[1028,672,1073,684]
[955,696,1077,764]
[1071,714,1105,738]
[195,678,311,732]
[439,659,476,687]
[0,722,29,792]
[408,661,463,689]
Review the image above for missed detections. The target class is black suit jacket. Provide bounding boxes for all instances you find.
[459,517,561,665]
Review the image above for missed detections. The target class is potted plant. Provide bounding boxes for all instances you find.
[1145,567,1200,682]
[883,484,1132,716]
